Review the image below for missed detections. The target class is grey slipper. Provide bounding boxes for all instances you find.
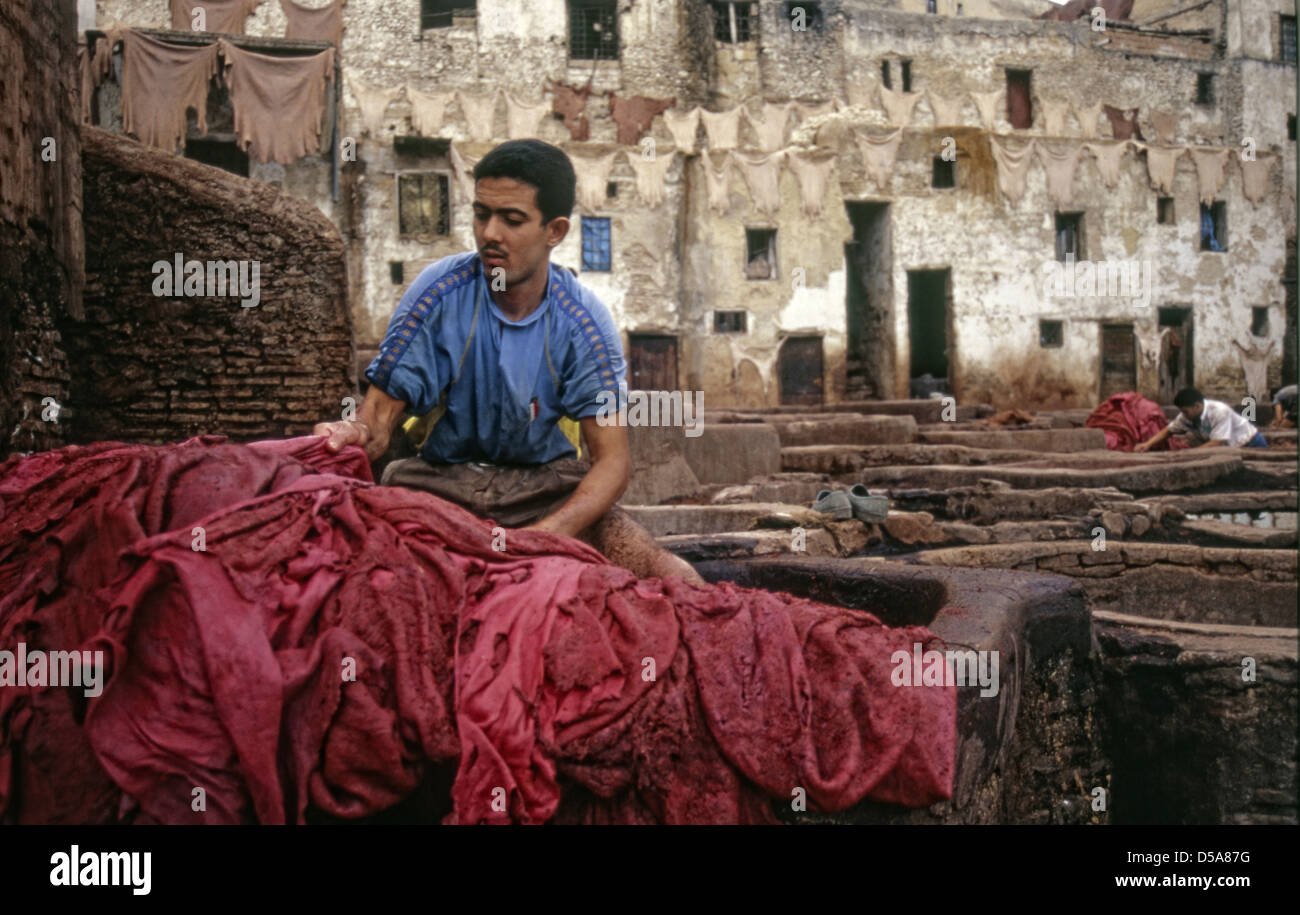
[812,489,853,521]
[848,483,890,523]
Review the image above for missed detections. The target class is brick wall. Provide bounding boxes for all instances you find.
[68,127,355,445]
[1101,27,1217,60]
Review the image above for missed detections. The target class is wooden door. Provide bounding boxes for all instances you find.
[627,334,677,391]
[779,336,824,405]
[1100,323,1137,399]
[1158,308,1194,403]
[1006,70,1032,129]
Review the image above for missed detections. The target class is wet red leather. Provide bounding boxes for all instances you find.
[1087,392,1190,451]
[1,437,954,824]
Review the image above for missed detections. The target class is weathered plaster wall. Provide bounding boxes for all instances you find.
[723,5,1294,407]
[323,0,695,350]
[755,0,844,102]
[92,1,1294,409]
[561,151,689,338]
[682,144,851,406]
[1227,0,1296,61]
[855,0,1052,16]
[1131,0,1221,34]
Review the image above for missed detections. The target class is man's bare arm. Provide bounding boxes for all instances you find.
[524,417,630,538]
[312,385,408,462]
[1134,426,1172,453]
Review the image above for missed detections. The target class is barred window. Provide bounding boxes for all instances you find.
[582,217,612,272]
[397,173,450,237]
[1282,15,1296,63]
[711,2,756,44]
[570,1,620,60]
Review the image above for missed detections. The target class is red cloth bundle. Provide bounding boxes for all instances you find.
[1,437,955,824]
[1086,392,1190,452]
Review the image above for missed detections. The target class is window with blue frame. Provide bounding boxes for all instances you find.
[582,217,612,271]
[1200,202,1226,252]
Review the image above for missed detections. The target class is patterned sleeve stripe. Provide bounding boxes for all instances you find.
[555,287,620,394]
[369,261,479,390]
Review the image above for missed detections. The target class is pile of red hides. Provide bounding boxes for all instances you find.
[1086,391,1190,452]
[1,436,955,824]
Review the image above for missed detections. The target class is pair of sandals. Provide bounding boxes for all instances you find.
[813,484,890,523]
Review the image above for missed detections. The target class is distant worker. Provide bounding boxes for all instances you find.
[1134,387,1268,451]
[1269,384,1297,428]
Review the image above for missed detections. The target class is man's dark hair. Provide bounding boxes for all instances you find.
[472,140,576,224]
[1173,387,1204,408]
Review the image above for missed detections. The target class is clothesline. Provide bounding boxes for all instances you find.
[85,27,335,165]
[444,140,834,218]
[982,135,1275,208]
[348,80,837,152]
[347,73,1173,152]
[90,29,1273,212]
[440,128,1275,219]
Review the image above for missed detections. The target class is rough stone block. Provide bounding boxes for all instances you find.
[883,510,948,545]
[623,423,701,505]
[682,423,780,485]
[766,414,917,447]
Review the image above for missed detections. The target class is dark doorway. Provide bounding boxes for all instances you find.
[907,269,951,396]
[1055,212,1084,261]
[845,201,892,399]
[1100,323,1137,399]
[184,138,249,177]
[1158,308,1194,403]
[627,333,678,390]
[778,336,824,405]
[1006,69,1033,129]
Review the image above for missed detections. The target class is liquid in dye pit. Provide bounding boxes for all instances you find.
[1184,511,1298,530]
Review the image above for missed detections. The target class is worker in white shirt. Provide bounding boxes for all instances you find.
[1135,387,1268,452]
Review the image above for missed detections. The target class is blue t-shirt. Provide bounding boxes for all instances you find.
[365,252,627,464]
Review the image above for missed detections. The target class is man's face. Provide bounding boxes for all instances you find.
[1179,402,1204,422]
[472,177,569,288]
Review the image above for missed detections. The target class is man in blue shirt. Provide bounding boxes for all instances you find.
[314,139,701,584]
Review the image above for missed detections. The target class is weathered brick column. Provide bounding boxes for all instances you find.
[67,126,354,444]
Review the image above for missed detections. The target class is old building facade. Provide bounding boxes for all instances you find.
[86,0,1296,410]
